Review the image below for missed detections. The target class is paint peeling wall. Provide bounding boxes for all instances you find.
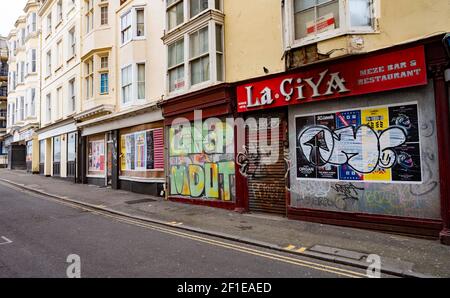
[288,82,441,219]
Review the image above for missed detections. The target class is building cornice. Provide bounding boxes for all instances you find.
[38,0,54,17]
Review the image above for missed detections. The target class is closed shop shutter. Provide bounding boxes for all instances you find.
[244,112,287,215]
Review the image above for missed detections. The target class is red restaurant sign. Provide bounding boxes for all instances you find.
[237,46,428,113]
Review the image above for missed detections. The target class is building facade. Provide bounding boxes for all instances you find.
[75,0,166,197]
[229,0,450,244]
[0,36,8,167]
[37,0,82,180]
[6,0,41,172]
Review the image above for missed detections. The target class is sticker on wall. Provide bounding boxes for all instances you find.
[295,103,422,184]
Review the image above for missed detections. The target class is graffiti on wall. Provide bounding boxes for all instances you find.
[296,104,422,183]
[169,120,236,202]
[290,100,441,219]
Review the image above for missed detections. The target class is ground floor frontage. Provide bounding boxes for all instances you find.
[76,104,165,197]
[234,36,450,243]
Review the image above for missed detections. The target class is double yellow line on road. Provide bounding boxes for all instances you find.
[3,181,367,278]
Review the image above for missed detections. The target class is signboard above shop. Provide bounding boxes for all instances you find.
[236,46,428,113]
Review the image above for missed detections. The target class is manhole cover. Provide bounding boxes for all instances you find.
[125,198,158,205]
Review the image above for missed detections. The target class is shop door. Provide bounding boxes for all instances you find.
[39,140,45,175]
[67,133,77,178]
[243,112,287,215]
[106,133,114,186]
[53,136,61,177]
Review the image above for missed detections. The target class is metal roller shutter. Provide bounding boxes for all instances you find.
[246,112,287,215]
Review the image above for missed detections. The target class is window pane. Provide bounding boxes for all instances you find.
[191,55,209,85]
[169,66,185,91]
[349,0,371,27]
[294,0,339,39]
[190,27,208,58]
[168,39,184,67]
[137,9,145,36]
[190,0,208,17]
[168,2,184,30]
[216,53,223,81]
[138,64,145,99]
[215,24,223,52]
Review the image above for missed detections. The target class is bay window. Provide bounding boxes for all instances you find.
[167,21,224,94]
[166,0,223,31]
[286,0,375,47]
[121,7,146,45]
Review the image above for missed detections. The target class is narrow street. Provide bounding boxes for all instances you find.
[0,182,378,278]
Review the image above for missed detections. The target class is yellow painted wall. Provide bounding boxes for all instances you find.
[319,0,450,58]
[32,137,39,173]
[224,0,285,83]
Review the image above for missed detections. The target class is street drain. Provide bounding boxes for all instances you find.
[125,198,158,205]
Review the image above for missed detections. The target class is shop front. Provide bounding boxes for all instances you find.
[37,121,78,180]
[236,37,450,242]
[161,84,245,210]
[78,104,165,196]
[7,127,38,172]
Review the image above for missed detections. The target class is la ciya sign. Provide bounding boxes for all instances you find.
[237,46,427,113]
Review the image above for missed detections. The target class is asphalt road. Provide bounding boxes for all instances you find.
[0,182,374,278]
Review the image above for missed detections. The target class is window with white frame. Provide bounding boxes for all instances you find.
[136,8,145,37]
[85,0,94,34]
[46,50,52,77]
[56,87,62,119]
[287,0,374,47]
[85,58,94,100]
[168,39,185,92]
[190,0,209,18]
[100,56,109,95]
[189,27,209,85]
[19,96,24,121]
[100,4,108,25]
[166,0,223,31]
[29,88,36,117]
[27,13,37,34]
[215,24,224,81]
[46,13,52,36]
[121,8,145,45]
[28,49,37,73]
[137,63,145,100]
[167,21,224,94]
[121,65,132,104]
[57,0,63,23]
[56,40,63,68]
[19,61,25,83]
[167,0,184,31]
[68,78,76,113]
[68,27,76,58]
[121,11,132,44]
[46,93,52,123]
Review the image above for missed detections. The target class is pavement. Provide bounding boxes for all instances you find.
[0,169,449,277]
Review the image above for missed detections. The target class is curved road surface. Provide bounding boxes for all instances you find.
[0,182,382,278]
